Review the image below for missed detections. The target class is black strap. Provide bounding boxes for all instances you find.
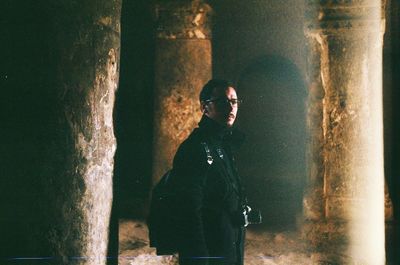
[200,142,213,165]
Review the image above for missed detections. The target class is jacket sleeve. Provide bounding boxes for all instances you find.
[172,140,210,260]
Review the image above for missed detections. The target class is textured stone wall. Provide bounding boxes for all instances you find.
[43,1,121,264]
[152,0,212,183]
[303,0,386,264]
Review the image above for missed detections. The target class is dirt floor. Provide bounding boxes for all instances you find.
[118,219,314,265]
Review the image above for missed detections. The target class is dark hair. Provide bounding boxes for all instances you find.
[199,79,235,102]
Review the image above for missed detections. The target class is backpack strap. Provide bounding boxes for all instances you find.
[200,142,213,165]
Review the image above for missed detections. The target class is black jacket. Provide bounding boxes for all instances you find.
[172,115,246,265]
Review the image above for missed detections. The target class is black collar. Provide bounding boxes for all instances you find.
[197,115,245,146]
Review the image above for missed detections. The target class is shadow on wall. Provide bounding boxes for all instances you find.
[114,0,155,219]
[236,55,307,231]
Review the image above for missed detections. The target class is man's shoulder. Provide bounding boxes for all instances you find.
[177,129,206,154]
[173,129,212,166]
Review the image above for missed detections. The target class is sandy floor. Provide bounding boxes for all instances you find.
[118,219,313,265]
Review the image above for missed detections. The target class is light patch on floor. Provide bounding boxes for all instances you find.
[119,219,313,265]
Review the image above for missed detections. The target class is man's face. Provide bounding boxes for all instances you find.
[203,86,239,127]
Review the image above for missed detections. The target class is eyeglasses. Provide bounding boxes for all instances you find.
[204,98,242,107]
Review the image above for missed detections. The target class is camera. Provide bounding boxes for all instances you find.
[242,205,262,226]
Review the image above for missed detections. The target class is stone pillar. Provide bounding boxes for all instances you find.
[152,0,212,183]
[303,0,386,264]
[44,1,121,264]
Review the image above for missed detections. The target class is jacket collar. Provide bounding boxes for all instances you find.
[198,115,245,146]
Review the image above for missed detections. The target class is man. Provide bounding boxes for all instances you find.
[171,79,250,265]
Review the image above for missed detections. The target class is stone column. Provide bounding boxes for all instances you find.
[303,0,386,264]
[152,0,212,184]
[43,1,121,264]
